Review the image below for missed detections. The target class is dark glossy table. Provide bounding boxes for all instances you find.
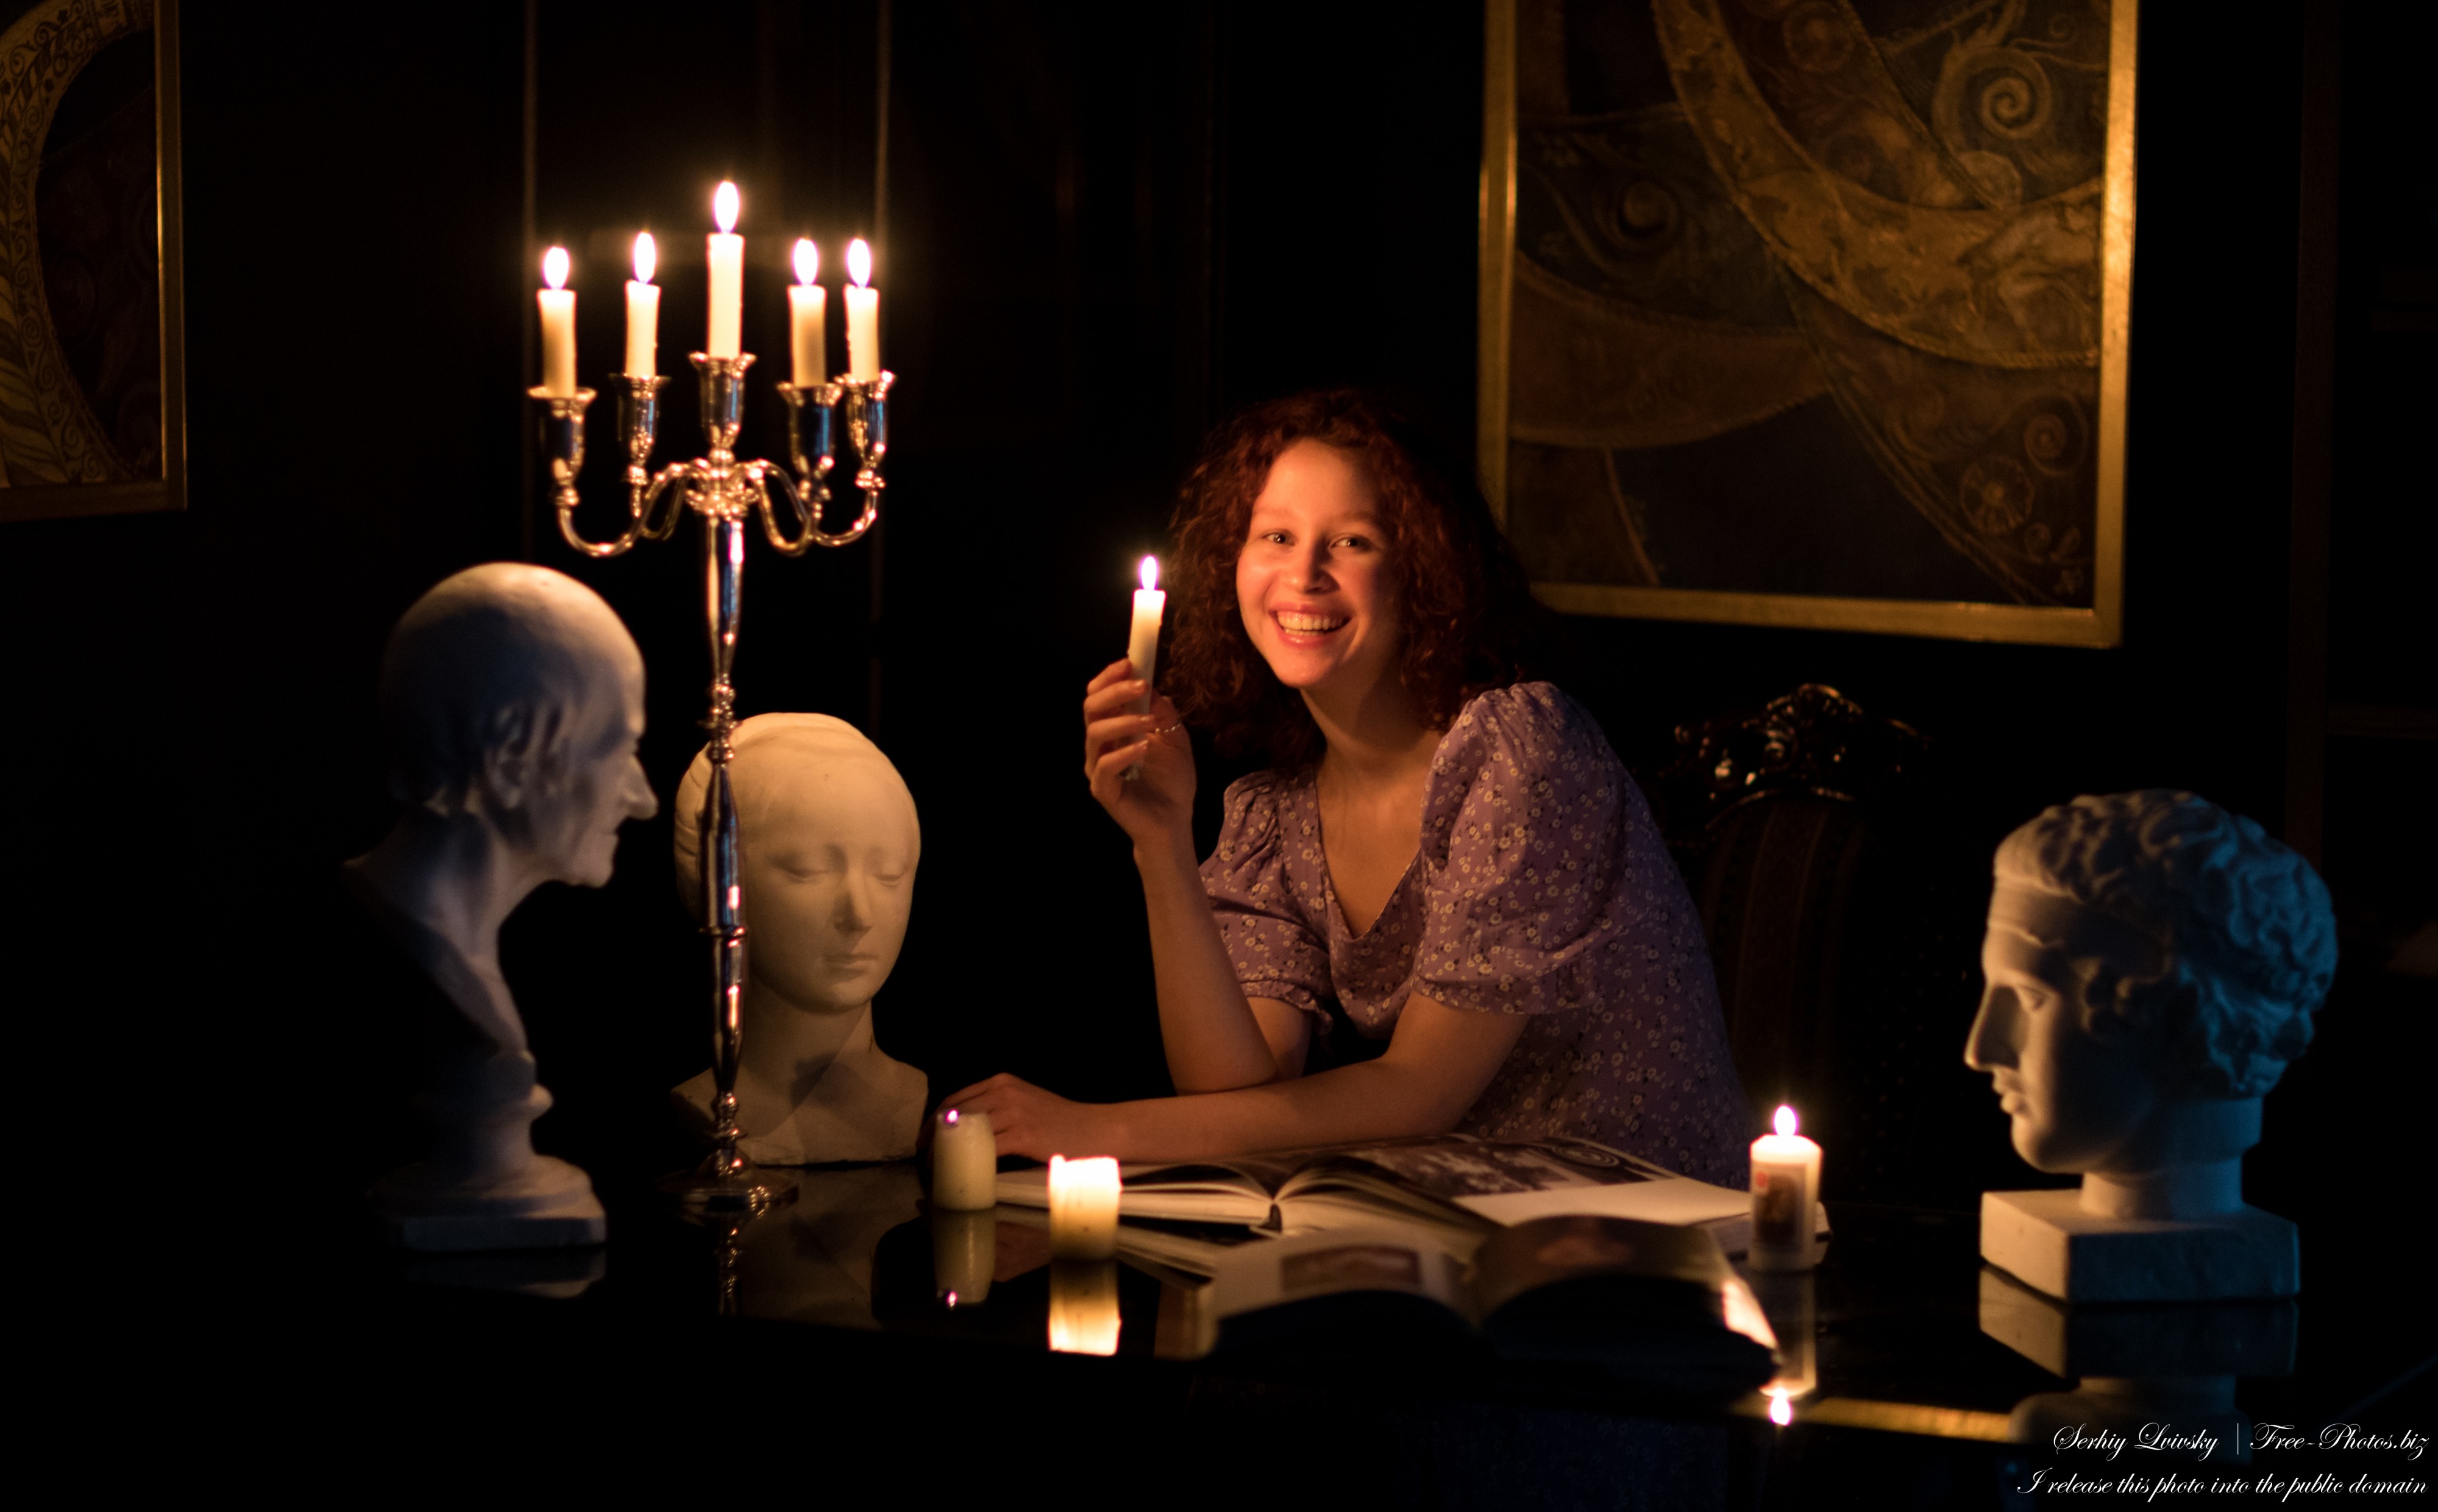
[344,1169,2430,1509]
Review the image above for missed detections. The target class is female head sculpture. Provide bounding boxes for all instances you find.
[1966,790,2337,1218]
[672,713,927,1163]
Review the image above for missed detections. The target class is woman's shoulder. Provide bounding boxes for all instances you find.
[1211,767,1313,859]
[1431,681,1619,787]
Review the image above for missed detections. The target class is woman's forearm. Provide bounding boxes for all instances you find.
[1103,998,1528,1161]
[1135,837,1284,1091]
[1103,1055,1458,1162]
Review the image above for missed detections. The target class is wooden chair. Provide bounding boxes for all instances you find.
[1640,686,1994,1206]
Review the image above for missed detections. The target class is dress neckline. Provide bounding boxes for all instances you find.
[1294,768,1426,944]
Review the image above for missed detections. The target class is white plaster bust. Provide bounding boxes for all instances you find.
[348,563,658,1248]
[672,714,926,1165]
[1965,791,2337,1221]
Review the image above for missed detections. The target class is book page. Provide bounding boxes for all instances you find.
[1285,1134,1675,1204]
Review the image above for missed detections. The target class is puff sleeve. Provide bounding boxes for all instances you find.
[1413,684,1641,1017]
[1199,772,1335,1029]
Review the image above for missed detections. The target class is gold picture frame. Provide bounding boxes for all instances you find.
[0,0,185,524]
[1479,0,2134,647]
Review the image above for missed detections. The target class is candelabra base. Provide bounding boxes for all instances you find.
[656,1151,800,1215]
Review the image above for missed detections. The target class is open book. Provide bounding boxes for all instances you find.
[993,1134,1819,1271]
[1167,1214,1779,1394]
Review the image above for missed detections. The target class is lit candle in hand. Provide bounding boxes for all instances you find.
[789,238,826,387]
[1749,1104,1822,1272]
[707,181,744,359]
[536,246,576,397]
[624,232,660,377]
[931,1106,997,1212]
[844,236,879,380]
[1047,1154,1121,1260]
[1128,556,1165,715]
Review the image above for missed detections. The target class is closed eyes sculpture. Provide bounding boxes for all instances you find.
[672,714,928,1165]
[1966,790,2337,1301]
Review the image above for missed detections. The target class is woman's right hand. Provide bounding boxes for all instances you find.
[1083,658,1195,855]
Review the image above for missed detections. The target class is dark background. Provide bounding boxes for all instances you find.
[2,2,2426,1276]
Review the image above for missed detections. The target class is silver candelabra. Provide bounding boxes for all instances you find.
[531,353,892,1212]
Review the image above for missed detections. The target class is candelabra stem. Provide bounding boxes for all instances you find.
[660,507,795,1213]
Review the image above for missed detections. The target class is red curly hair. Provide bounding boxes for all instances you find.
[1163,390,1555,770]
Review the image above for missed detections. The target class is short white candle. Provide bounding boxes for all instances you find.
[844,236,879,380]
[788,238,826,387]
[536,246,576,398]
[1048,1260,1121,1355]
[1127,555,1165,715]
[624,232,660,377]
[1749,1104,1822,1272]
[931,1106,997,1212]
[1047,1153,1121,1261]
[707,181,744,359]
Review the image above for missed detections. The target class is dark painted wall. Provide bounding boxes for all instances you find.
[3,4,2425,1257]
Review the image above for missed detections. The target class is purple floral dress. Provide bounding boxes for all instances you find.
[1201,682,1750,1185]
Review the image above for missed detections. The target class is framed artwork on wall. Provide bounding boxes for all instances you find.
[0,0,183,524]
[1478,0,2134,646]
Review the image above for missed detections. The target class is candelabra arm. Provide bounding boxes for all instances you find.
[619,373,670,524]
[641,459,695,540]
[761,377,886,551]
[845,371,893,499]
[532,386,649,559]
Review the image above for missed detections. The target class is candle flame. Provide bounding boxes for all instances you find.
[944,1290,959,1308]
[847,236,872,288]
[714,180,740,233]
[631,232,656,285]
[1139,555,1160,592]
[793,238,819,286]
[942,1108,959,1126]
[1774,1104,1799,1138]
[541,246,569,291]
[1768,1389,1793,1426]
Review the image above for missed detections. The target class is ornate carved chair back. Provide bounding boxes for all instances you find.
[1640,686,1984,1203]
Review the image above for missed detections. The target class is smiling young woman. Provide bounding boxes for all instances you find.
[946,391,1750,1185]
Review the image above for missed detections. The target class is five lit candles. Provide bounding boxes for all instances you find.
[534,180,880,393]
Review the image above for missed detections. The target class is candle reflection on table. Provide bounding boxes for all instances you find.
[1048,1258,1122,1355]
[932,1207,996,1307]
[1750,1269,1818,1406]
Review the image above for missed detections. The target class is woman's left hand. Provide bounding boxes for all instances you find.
[938,1073,1121,1161]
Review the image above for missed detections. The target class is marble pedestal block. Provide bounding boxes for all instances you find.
[1977,1266,2298,1378]
[1980,1189,2297,1302]
[373,1154,607,1252]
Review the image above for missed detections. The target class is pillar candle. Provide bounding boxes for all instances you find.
[1128,556,1165,715]
[789,238,826,386]
[707,181,744,359]
[844,237,879,380]
[1749,1104,1822,1272]
[931,1106,997,1212]
[536,246,576,398]
[1047,1154,1121,1260]
[624,232,660,377]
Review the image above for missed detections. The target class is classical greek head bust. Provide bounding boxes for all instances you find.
[349,563,656,1249]
[1966,790,2337,1220]
[672,712,927,1164]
